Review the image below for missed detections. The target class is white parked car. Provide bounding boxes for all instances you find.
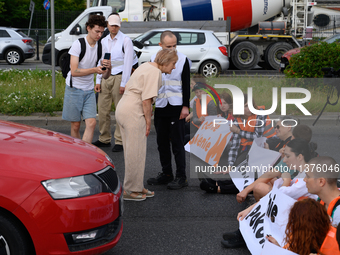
[0,27,35,65]
[133,28,229,77]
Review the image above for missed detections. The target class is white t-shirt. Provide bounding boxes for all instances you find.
[66,38,98,91]
[274,171,318,200]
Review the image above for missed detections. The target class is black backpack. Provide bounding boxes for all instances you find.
[60,37,102,87]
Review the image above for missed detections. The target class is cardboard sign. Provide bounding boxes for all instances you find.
[187,116,232,166]
[230,137,281,192]
[239,185,296,255]
[261,240,299,255]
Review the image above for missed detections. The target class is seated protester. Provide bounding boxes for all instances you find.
[186,75,207,123]
[221,138,317,249]
[292,123,318,158]
[266,198,340,255]
[200,90,237,194]
[200,94,275,194]
[184,82,217,143]
[304,156,340,227]
[217,90,233,120]
[237,121,310,203]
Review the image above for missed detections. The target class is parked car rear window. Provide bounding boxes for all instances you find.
[177,32,205,45]
[15,30,28,37]
[0,30,10,37]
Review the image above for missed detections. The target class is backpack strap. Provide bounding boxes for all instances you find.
[96,40,102,67]
[70,38,86,88]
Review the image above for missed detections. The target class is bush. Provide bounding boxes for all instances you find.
[284,41,340,78]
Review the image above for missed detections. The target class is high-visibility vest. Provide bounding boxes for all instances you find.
[236,106,275,147]
[191,96,213,128]
[319,226,340,255]
[320,196,340,219]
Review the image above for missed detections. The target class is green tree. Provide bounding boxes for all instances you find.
[0,0,86,27]
[284,42,340,78]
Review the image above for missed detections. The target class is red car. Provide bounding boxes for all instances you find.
[0,120,123,255]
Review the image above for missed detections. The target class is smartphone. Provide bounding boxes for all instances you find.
[102,53,111,70]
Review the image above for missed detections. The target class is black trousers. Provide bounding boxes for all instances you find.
[154,116,186,178]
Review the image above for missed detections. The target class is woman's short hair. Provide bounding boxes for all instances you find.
[286,138,312,163]
[154,48,178,66]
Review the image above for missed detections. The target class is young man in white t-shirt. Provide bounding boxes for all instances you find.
[62,15,110,143]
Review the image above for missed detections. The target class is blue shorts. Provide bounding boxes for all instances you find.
[62,85,96,122]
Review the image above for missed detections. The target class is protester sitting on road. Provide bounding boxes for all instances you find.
[304,156,340,227]
[237,122,317,203]
[184,82,217,143]
[115,48,178,201]
[221,138,317,249]
[266,198,340,255]
[217,90,233,120]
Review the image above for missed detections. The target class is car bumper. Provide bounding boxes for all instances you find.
[17,185,123,255]
[42,43,60,65]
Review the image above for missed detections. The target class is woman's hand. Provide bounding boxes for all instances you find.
[281,172,291,187]
[237,203,256,221]
[266,235,280,247]
[230,125,240,134]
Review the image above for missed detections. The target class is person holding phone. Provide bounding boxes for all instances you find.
[62,15,109,144]
[94,13,138,152]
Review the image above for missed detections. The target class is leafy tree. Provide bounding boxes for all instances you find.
[0,0,85,27]
[0,1,6,14]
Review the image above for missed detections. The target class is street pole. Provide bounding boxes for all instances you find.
[51,0,56,97]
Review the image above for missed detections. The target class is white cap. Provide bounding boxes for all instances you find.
[107,15,121,27]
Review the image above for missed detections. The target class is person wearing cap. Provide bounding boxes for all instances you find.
[185,82,217,142]
[93,13,138,152]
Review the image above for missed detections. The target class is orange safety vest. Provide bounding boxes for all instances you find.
[320,196,340,219]
[319,226,340,255]
[236,106,275,147]
[283,226,340,254]
[192,96,214,128]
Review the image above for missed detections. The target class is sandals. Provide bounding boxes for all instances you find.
[142,189,155,198]
[123,191,146,201]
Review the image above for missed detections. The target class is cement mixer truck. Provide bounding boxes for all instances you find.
[43,0,316,70]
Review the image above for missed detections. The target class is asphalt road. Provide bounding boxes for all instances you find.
[7,116,339,255]
[0,57,284,77]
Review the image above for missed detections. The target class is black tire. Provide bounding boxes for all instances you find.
[265,42,293,70]
[199,60,221,77]
[0,215,32,255]
[58,51,68,67]
[5,49,22,65]
[231,42,259,70]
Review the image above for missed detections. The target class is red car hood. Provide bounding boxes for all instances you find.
[0,120,113,181]
[282,47,302,60]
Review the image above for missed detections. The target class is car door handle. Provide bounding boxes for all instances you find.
[200,48,206,52]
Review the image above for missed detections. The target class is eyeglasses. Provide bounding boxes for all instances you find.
[275,125,280,129]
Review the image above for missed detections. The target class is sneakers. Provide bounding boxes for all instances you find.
[92,140,111,147]
[147,172,174,185]
[167,177,188,190]
[221,229,246,248]
[112,144,123,152]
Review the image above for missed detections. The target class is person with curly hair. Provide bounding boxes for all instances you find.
[267,198,340,255]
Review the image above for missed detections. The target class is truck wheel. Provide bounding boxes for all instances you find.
[5,49,22,65]
[265,42,293,70]
[200,60,221,77]
[231,42,259,70]
[58,51,68,67]
[0,215,32,254]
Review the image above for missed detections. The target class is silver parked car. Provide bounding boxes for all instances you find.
[0,27,35,65]
[133,28,229,77]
